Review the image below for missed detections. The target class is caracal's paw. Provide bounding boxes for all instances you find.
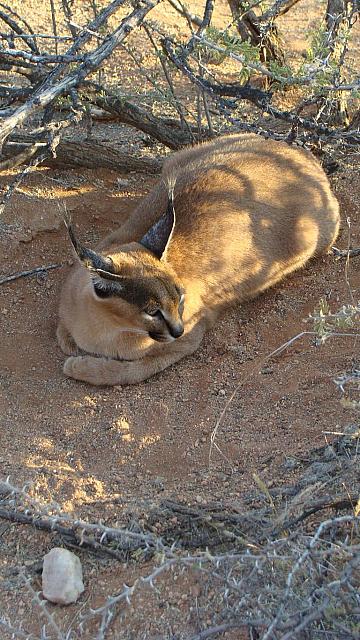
[63,355,135,386]
[57,324,79,356]
[64,356,102,385]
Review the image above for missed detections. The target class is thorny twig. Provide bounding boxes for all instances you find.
[0,264,62,286]
[22,573,66,640]
[1,420,359,637]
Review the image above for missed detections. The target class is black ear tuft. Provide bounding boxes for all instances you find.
[139,183,175,260]
[64,221,114,274]
[92,279,114,299]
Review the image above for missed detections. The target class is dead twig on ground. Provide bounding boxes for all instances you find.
[333,245,360,259]
[1,423,359,637]
[0,264,62,286]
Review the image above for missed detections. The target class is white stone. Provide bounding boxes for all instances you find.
[42,548,84,605]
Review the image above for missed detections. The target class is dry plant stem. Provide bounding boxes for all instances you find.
[193,34,360,92]
[61,0,78,40]
[200,63,214,135]
[162,37,270,105]
[121,40,188,123]
[0,32,72,42]
[162,30,359,147]
[0,84,32,99]
[143,24,195,136]
[0,480,161,548]
[0,47,83,64]
[49,0,58,55]
[273,493,359,534]
[182,0,215,58]
[0,264,62,286]
[262,515,357,640]
[86,516,359,634]
[0,2,38,46]
[57,0,127,61]
[1,451,358,636]
[0,506,155,560]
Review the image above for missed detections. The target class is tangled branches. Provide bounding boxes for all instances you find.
[0,0,359,176]
[0,426,359,638]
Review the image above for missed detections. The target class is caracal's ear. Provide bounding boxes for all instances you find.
[63,215,115,275]
[139,180,176,261]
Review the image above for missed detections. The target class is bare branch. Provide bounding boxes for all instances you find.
[182,0,215,58]
[87,82,199,149]
[0,3,39,53]
[0,264,62,286]
[166,0,202,26]
[0,47,84,64]
[0,0,161,146]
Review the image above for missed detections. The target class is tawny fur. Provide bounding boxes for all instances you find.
[57,134,340,385]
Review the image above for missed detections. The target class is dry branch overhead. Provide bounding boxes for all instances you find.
[87,83,201,149]
[162,36,271,106]
[0,0,160,146]
[228,0,285,63]
[0,0,358,185]
[181,0,215,58]
[0,4,39,53]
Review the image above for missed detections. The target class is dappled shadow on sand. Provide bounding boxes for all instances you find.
[0,151,355,523]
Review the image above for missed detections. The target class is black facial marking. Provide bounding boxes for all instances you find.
[92,273,182,318]
[93,281,114,299]
[148,331,171,343]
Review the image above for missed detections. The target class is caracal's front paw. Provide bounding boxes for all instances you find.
[64,355,139,386]
[57,324,79,356]
[63,356,100,385]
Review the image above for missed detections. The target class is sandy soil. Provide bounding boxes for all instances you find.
[1,153,359,639]
[1,1,360,638]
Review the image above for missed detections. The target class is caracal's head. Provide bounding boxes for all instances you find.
[65,187,185,343]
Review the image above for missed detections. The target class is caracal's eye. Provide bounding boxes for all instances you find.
[146,309,162,319]
[179,293,185,305]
